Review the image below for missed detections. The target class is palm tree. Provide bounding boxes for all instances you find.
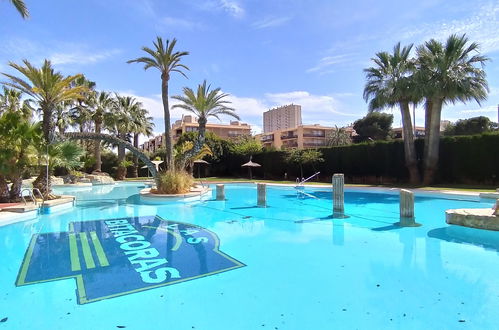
[127,37,189,170]
[107,95,138,180]
[0,109,41,202]
[172,80,238,167]
[6,0,29,18]
[416,34,489,184]
[1,59,87,196]
[129,103,154,177]
[90,91,114,172]
[0,86,33,119]
[364,43,420,184]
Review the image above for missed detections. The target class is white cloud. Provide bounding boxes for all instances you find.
[306,54,354,74]
[120,90,360,135]
[252,16,292,29]
[397,2,499,54]
[218,0,244,18]
[0,38,121,67]
[50,49,121,65]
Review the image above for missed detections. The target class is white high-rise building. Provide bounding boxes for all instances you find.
[263,104,302,133]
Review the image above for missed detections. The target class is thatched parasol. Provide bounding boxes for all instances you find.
[193,159,210,178]
[241,156,261,179]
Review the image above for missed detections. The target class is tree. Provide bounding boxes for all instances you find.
[363,43,420,184]
[7,0,29,18]
[230,135,262,156]
[0,111,41,202]
[172,80,238,166]
[128,37,189,170]
[416,34,489,184]
[0,86,33,119]
[90,91,114,172]
[285,149,324,179]
[326,126,352,147]
[106,95,141,180]
[444,116,497,136]
[129,102,154,177]
[174,131,231,163]
[352,112,393,142]
[2,59,87,196]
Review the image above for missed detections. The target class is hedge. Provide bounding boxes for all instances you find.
[207,132,499,185]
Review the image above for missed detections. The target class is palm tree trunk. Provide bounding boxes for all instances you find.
[161,76,173,171]
[0,176,9,203]
[94,120,102,172]
[33,167,51,198]
[399,101,420,184]
[42,107,53,143]
[9,175,23,201]
[117,141,126,180]
[423,99,432,165]
[423,98,443,185]
[131,133,139,178]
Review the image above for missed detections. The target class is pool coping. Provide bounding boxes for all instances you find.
[200,181,489,199]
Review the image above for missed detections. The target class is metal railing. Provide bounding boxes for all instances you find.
[296,172,320,186]
[20,188,45,206]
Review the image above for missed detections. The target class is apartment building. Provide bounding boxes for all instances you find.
[263,104,302,133]
[140,115,251,153]
[261,124,353,149]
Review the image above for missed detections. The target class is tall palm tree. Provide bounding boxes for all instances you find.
[416,34,489,184]
[129,104,154,177]
[1,59,87,196]
[172,80,238,167]
[127,37,189,170]
[90,91,114,172]
[107,95,139,180]
[6,0,29,18]
[363,43,420,184]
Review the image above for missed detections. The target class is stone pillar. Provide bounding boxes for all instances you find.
[216,184,225,201]
[332,174,345,218]
[399,189,420,227]
[257,183,266,207]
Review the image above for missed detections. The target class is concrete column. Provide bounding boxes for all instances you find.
[216,184,225,201]
[399,189,420,227]
[332,174,344,218]
[257,183,266,207]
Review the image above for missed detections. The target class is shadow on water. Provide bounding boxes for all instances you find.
[428,226,499,253]
[295,215,333,223]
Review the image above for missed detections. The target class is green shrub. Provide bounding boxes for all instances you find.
[156,170,194,194]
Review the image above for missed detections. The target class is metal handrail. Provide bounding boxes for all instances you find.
[297,172,320,186]
[20,188,36,205]
[32,188,45,206]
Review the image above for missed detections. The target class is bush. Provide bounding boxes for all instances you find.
[208,132,499,185]
[155,170,194,194]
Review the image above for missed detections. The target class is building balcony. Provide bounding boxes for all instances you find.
[303,133,325,138]
[281,135,298,140]
[282,142,298,148]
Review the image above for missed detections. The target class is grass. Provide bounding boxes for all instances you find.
[126,176,497,193]
[195,177,497,192]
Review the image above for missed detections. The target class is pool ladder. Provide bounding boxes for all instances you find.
[20,188,45,207]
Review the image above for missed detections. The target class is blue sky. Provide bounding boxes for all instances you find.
[1,0,499,138]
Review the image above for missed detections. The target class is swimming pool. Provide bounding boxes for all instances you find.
[0,182,497,329]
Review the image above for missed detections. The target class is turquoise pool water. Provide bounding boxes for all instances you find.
[0,182,498,329]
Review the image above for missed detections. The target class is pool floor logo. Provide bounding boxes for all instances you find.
[16,215,245,304]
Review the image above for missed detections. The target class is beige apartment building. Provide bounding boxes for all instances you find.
[263,104,302,133]
[140,115,251,153]
[261,124,354,149]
